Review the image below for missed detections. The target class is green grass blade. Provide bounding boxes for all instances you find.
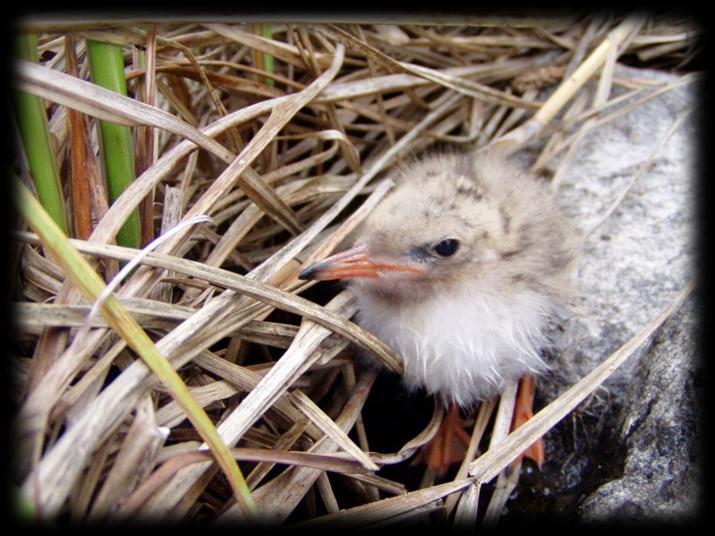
[13,482,37,521]
[14,176,257,519]
[260,24,275,87]
[86,39,141,248]
[13,34,68,235]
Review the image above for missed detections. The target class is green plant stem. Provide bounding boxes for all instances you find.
[86,39,141,247]
[13,34,68,235]
[260,24,275,86]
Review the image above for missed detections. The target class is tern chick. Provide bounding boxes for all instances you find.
[300,150,578,409]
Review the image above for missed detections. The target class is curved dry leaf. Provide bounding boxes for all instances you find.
[241,367,379,523]
[279,129,361,174]
[290,390,378,471]
[15,59,234,162]
[18,58,306,237]
[16,231,404,373]
[140,64,285,98]
[369,403,445,466]
[205,23,333,70]
[322,25,539,109]
[172,44,348,239]
[119,446,367,516]
[14,19,697,525]
[299,477,473,527]
[468,282,694,483]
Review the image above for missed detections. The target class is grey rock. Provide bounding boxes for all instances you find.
[578,294,702,521]
[548,64,698,391]
[509,65,700,520]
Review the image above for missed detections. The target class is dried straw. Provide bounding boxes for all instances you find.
[11,16,699,525]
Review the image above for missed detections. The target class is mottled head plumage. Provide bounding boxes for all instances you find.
[347,150,578,305]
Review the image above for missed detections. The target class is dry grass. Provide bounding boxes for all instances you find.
[11,15,700,525]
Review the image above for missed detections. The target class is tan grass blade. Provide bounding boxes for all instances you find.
[467,281,695,483]
[16,59,301,236]
[139,291,358,515]
[204,23,333,70]
[15,59,234,160]
[232,367,379,523]
[88,396,167,519]
[173,43,345,235]
[290,390,379,471]
[246,421,308,490]
[323,25,539,110]
[14,19,697,525]
[488,14,646,154]
[20,288,256,514]
[16,231,404,372]
[116,445,365,517]
[480,379,519,525]
[300,477,473,527]
[14,92,464,507]
[300,281,694,527]
[15,179,257,519]
[445,397,496,516]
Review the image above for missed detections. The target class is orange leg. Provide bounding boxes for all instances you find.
[415,404,472,475]
[510,374,544,469]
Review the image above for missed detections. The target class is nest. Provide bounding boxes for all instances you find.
[12,15,700,526]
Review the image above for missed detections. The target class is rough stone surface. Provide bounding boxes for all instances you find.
[577,294,702,521]
[508,65,700,520]
[547,64,697,390]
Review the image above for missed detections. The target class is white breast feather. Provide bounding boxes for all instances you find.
[353,283,552,407]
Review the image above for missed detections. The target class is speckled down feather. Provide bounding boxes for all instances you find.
[347,150,579,406]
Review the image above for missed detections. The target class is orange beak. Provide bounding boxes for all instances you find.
[298,244,426,281]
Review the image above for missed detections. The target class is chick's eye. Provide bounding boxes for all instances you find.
[433,238,460,257]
